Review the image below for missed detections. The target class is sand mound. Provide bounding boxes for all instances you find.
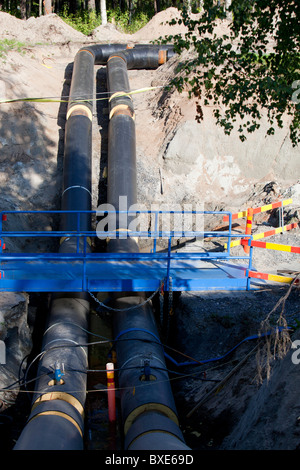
[93,7,202,44]
[0,8,223,47]
[92,22,132,43]
[133,7,200,42]
[0,12,87,44]
[0,8,192,46]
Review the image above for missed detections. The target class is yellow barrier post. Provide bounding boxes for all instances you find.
[106,362,116,422]
[243,207,253,254]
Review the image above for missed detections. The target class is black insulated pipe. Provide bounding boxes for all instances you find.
[82,43,176,67]
[67,48,94,112]
[106,54,136,240]
[14,298,89,450]
[14,43,186,451]
[14,46,94,450]
[61,114,92,233]
[111,298,190,450]
[110,46,175,70]
[106,51,190,450]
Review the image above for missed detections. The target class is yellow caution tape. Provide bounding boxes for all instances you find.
[257,198,293,214]
[267,273,294,283]
[0,86,164,105]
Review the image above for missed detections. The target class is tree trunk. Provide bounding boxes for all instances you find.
[129,0,135,24]
[100,0,107,25]
[43,0,52,14]
[154,0,160,14]
[20,0,26,19]
[27,0,32,17]
[88,0,96,10]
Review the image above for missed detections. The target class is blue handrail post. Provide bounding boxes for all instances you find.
[82,235,87,292]
[246,235,254,290]
[165,235,172,291]
[153,210,158,254]
[76,211,80,253]
[227,212,232,255]
[0,212,3,254]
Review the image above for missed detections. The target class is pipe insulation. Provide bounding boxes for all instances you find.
[106,51,190,450]
[14,46,95,451]
[14,43,187,450]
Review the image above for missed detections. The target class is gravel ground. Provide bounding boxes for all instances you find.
[167,224,300,450]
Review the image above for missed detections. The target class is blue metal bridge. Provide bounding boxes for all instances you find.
[0,209,255,293]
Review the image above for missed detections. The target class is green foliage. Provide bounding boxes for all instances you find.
[60,7,102,35]
[0,39,27,58]
[162,1,300,146]
[107,8,150,34]
[59,6,149,35]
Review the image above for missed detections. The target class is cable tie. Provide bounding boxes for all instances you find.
[114,327,161,344]
[42,338,88,359]
[62,185,92,197]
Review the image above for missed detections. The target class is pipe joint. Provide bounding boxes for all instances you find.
[32,391,85,417]
[14,398,85,450]
[124,404,179,437]
[109,104,135,121]
[66,104,93,122]
[124,411,187,450]
[29,398,84,436]
[107,53,127,64]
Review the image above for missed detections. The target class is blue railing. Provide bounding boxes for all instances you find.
[0,209,254,292]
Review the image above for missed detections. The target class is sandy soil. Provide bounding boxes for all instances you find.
[0,8,299,452]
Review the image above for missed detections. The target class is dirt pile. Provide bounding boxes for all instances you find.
[0,7,198,46]
[92,7,201,43]
[92,22,132,43]
[0,12,87,43]
[133,7,200,42]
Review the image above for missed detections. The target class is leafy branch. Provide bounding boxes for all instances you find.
[161,0,300,145]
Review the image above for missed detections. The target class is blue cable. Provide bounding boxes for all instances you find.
[112,326,293,368]
[164,327,292,367]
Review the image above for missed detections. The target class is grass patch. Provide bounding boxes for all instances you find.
[0,39,27,58]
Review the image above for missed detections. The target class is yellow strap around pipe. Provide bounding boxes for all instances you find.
[31,391,84,417]
[66,104,93,121]
[109,104,135,120]
[109,91,132,102]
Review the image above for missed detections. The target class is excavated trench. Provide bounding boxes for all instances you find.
[0,39,299,451]
[8,43,193,451]
[3,282,300,451]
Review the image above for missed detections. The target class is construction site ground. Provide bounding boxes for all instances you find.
[0,8,299,451]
